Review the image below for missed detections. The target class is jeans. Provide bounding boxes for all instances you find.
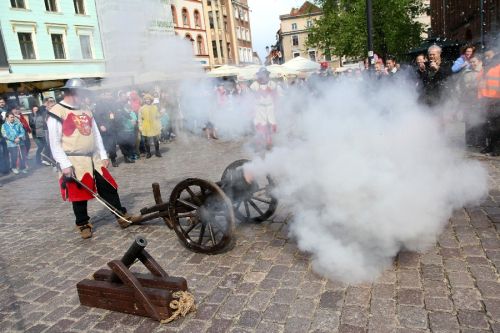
[34,137,48,164]
[8,145,26,170]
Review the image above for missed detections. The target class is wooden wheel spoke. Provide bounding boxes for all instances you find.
[244,201,250,217]
[177,212,196,218]
[184,222,198,234]
[177,198,199,210]
[207,222,217,246]
[248,199,264,215]
[251,196,272,205]
[186,187,202,206]
[197,223,206,245]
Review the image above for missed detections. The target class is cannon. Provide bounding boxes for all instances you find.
[77,236,195,322]
[130,159,278,254]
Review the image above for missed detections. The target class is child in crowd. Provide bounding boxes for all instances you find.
[1,111,27,174]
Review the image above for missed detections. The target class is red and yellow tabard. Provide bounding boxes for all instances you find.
[49,104,117,202]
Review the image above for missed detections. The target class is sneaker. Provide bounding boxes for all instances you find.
[112,160,119,167]
[76,223,93,239]
[11,168,19,175]
[42,160,51,166]
[146,153,152,159]
[155,152,162,158]
[21,169,28,174]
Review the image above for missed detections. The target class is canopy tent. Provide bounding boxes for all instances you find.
[236,65,261,81]
[207,65,239,78]
[283,56,321,72]
[0,72,105,94]
[266,64,299,78]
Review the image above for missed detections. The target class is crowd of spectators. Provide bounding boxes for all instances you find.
[0,43,499,187]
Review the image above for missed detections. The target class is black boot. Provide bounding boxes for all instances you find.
[111,159,119,167]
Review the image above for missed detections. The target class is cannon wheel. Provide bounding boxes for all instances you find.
[221,159,278,223]
[169,178,235,254]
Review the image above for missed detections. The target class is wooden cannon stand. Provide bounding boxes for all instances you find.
[77,237,193,322]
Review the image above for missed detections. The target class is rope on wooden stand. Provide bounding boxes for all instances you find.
[161,291,196,324]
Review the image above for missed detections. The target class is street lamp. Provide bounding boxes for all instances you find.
[366,0,374,69]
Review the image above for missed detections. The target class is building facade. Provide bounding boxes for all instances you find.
[202,0,253,67]
[171,0,210,68]
[430,0,499,46]
[0,0,105,81]
[415,0,431,39]
[279,1,339,67]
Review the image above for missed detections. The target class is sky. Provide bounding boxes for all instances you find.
[248,0,306,61]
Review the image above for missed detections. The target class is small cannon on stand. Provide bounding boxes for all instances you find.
[77,236,194,322]
[130,159,278,254]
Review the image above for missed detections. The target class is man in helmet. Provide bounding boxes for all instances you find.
[46,78,129,239]
[250,67,277,150]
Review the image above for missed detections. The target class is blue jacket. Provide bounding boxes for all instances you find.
[1,120,25,148]
[452,56,470,73]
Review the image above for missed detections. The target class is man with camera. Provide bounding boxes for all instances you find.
[419,45,451,107]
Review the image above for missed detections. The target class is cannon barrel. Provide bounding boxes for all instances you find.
[121,236,148,267]
[110,236,147,282]
[220,166,258,201]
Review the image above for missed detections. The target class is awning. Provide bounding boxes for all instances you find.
[0,72,106,84]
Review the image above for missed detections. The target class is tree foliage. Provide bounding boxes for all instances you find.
[308,0,425,59]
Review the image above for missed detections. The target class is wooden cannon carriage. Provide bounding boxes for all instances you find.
[130,159,278,254]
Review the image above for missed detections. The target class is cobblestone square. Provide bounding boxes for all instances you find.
[1,137,499,332]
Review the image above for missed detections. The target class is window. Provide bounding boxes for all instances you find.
[171,5,178,26]
[74,0,85,14]
[182,8,189,26]
[306,20,313,28]
[209,12,214,29]
[219,40,224,57]
[239,47,243,62]
[79,35,92,59]
[18,32,35,59]
[293,51,300,58]
[236,27,241,39]
[324,49,332,61]
[196,35,204,55]
[308,50,316,62]
[194,10,201,27]
[212,41,218,57]
[234,7,239,19]
[51,34,65,59]
[292,35,299,46]
[244,11,248,22]
[45,0,57,12]
[10,0,25,8]
[291,23,297,31]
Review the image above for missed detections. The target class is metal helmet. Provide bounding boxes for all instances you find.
[61,78,87,90]
[257,67,270,77]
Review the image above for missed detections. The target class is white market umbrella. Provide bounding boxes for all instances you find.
[207,65,240,77]
[283,56,321,72]
[266,64,299,78]
[237,65,261,81]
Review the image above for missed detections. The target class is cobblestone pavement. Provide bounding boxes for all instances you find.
[1,136,500,333]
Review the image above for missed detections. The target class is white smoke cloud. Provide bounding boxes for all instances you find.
[245,79,488,283]
[91,0,489,284]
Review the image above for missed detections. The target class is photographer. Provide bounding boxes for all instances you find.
[419,45,452,107]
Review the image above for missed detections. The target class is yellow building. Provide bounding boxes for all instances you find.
[202,0,254,67]
[279,1,339,67]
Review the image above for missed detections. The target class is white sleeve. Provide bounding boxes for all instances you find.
[47,117,72,169]
[92,119,108,160]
